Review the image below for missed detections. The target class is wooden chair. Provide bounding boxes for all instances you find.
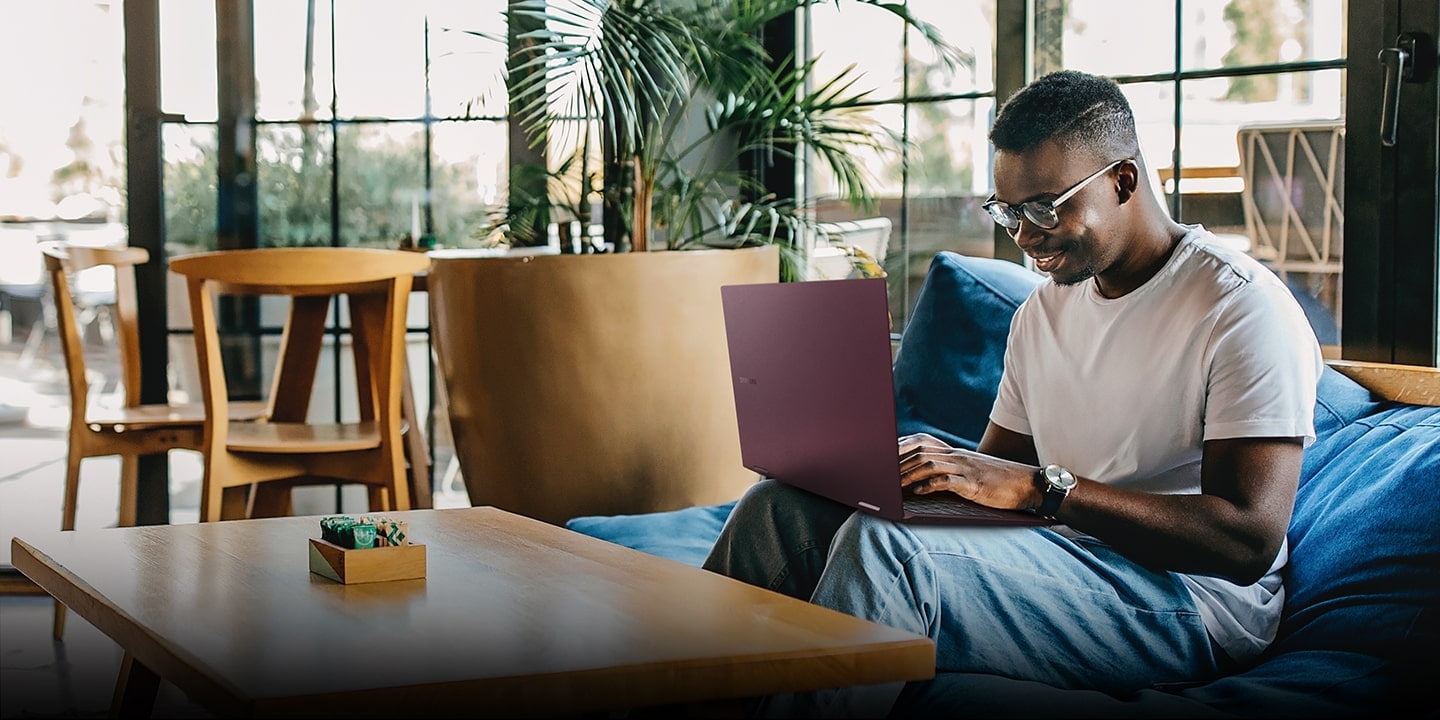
[1237,122,1345,333]
[39,242,267,639]
[1237,122,1345,277]
[806,217,893,281]
[169,247,430,523]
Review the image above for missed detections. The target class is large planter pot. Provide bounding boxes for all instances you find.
[429,245,779,525]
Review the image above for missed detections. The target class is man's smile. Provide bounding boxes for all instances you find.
[1029,249,1065,273]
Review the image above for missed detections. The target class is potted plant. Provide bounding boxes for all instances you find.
[429,0,959,524]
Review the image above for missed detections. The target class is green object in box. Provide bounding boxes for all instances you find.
[318,514,409,550]
[349,522,376,549]
[320,516,356,546]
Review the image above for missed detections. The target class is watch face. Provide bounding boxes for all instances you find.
[1045,464,1077,490]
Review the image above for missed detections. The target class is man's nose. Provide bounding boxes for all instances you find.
[1009,218,1045,248]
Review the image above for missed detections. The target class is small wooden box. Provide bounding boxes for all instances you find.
[308,538,427,584]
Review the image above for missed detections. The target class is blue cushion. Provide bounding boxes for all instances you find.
[893,252,1043,449]
[1180,649,1400,716]
[1283,275,1339,346]
[1280,376,1440,660]
[565,501,737,567]
[894,651,1394,717]
[1312,365,1384,440]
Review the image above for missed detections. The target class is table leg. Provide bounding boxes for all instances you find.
[110,651,160,719]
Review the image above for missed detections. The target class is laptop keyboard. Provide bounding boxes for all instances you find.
[902,495,1013,519]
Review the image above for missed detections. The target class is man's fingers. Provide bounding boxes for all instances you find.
[900,451,965,489]
[900,449,957,467]
[897,432,946,453]
[906,473,967,495]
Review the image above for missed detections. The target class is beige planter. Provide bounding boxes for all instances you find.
[429,245,778,525]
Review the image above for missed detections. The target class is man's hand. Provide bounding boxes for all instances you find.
[897,432,1041,511]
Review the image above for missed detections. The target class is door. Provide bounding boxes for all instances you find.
[1344,0,1439,366]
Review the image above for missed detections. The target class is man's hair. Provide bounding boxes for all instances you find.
[989,70,1137,157]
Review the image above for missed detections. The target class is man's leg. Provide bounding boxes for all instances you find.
[800,514,1222,715]
[703,480,890,718]
[702,479,856,600]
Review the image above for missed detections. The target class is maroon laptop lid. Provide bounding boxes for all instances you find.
[720,277,1051,527]
[722,278,906,518]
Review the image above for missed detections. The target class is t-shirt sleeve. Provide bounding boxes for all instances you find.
[989,300,1033,437]
[1203,281,1323,443]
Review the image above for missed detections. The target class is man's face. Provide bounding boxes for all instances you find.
[991,140,1125,286]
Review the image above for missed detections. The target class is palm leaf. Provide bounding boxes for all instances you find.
[496,0,961,253]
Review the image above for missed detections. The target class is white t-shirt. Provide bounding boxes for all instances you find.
[990,225,1325,662]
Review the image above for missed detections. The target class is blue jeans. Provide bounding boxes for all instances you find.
[702,479,1224,716]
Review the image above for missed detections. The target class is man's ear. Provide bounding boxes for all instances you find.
[1114,159,1140,205]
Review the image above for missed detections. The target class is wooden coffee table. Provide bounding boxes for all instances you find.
[11,506,934,718]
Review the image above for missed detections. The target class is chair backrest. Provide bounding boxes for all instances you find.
[168,247,431,435]
[1237,122,1345,274]
[40,242,148,414]
[807,217,893,280]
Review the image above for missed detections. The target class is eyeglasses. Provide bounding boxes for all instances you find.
[983,158,1128,235]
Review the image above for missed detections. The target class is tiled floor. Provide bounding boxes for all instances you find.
[0,317,469,718]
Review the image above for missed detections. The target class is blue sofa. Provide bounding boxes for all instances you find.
[568,252,1438,717]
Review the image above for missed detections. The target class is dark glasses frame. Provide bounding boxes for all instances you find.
[983,158,1130,235]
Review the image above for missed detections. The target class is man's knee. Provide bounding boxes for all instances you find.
[738,477,796,506]
[830,512,920,561]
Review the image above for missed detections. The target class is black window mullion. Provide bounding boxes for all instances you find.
[124,0,172,525]
[992,0,1028,264]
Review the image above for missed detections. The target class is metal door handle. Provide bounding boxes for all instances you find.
[1378,33,1435,148]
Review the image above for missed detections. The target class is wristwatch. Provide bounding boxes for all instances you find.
[1036,464,1077,520]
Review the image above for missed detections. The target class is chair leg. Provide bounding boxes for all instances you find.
[221,485,250,521]
[54,448,84,640]
[61,449,82,532]
[387,448,411,512]
[200,475,224,523]
[441,455,462,494]
[366,485,388,513]
[249,483,292,519]
[117,455,139,528]
[17,316,46,368]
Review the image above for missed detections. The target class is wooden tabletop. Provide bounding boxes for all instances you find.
[11,507,934,718]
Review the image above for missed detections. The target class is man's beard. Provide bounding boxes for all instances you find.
[1051,265,1096,286]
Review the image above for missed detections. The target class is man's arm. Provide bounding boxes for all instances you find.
[899,423,1303,585]
[1049,436,1302,584]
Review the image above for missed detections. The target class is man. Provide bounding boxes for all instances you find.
[703,70,1325,715]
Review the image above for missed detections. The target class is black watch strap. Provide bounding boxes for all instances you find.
[1036,464,1075,520]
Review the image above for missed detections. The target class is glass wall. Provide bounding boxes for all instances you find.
[0,1,133,549]
[0,1,510,524]
[158,0,508,255]
[805,0,1347,346]
[1045,0,1346,350]
[807,0,998,326]
[0,0,128,383]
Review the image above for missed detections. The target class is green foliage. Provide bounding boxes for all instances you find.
[163,134,219,251]
[1221,0,1295,102]
[164,124,493,251]
[890,47,978,194]
[503,0,962,259]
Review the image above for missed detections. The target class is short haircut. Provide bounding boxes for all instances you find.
[990,70,1138,157]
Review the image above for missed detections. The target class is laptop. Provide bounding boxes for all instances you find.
[720,277,1052,526]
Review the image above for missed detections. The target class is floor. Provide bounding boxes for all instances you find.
[0,593,215,718]
[0,305,470,718]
